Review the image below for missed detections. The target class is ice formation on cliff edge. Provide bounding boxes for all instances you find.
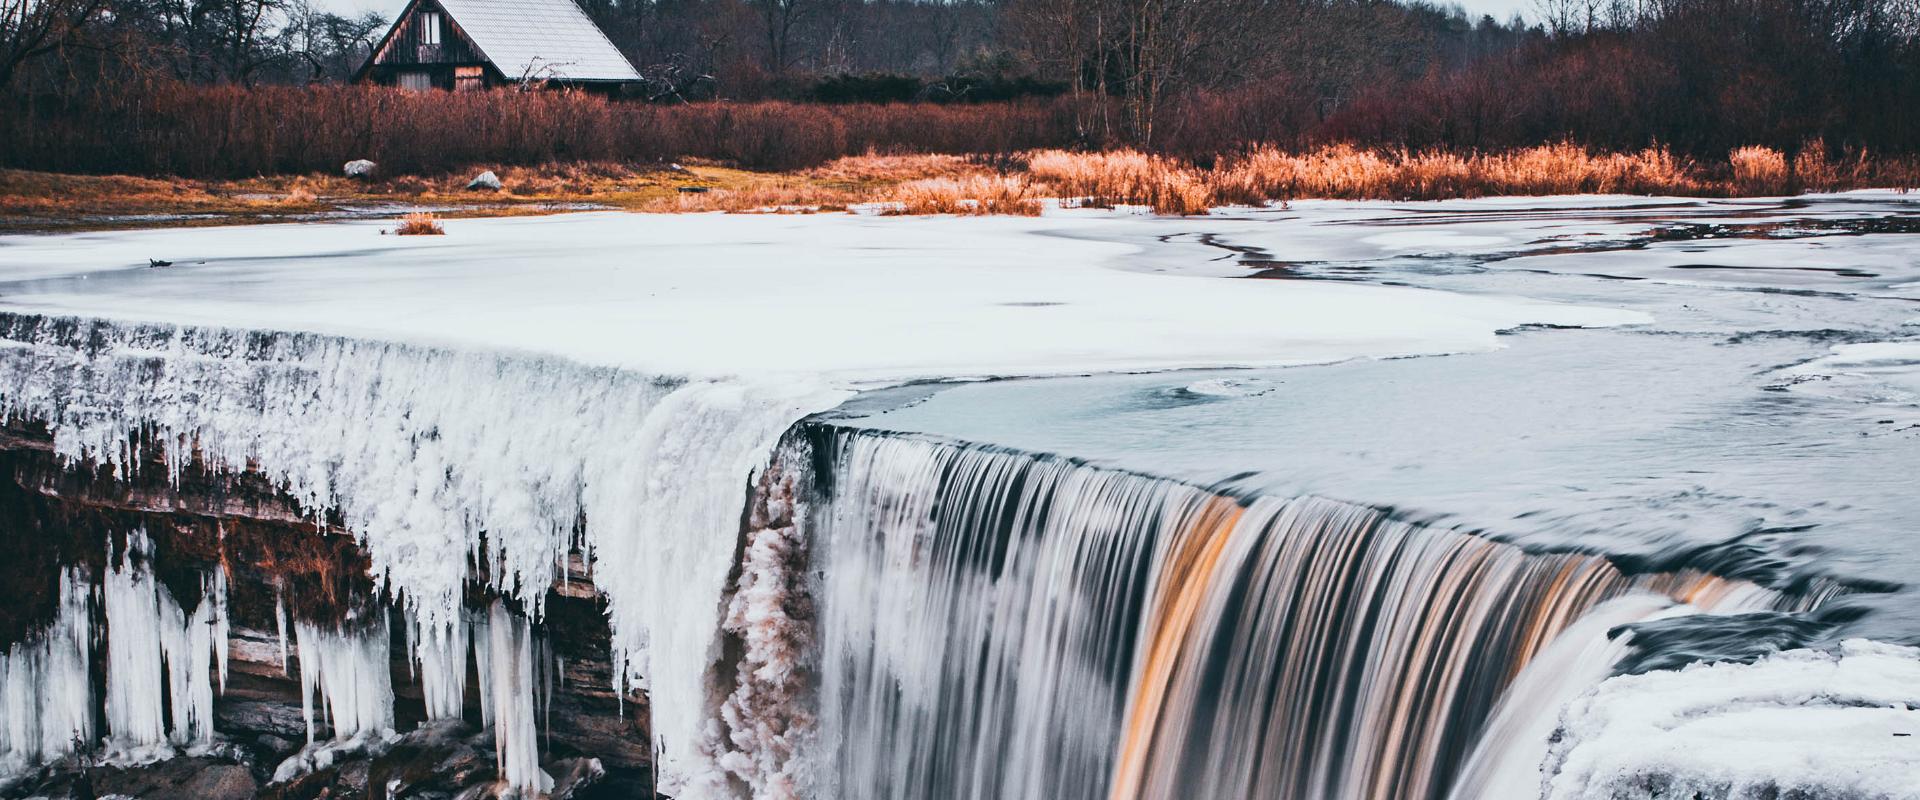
[0,314,849,794]
[1542,639,1920,800]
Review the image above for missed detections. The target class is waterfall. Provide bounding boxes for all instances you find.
[805,430,1819,800]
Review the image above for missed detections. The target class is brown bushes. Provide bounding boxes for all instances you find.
[0,81,1086,179]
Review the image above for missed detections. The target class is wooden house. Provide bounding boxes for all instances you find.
[355,0,641,92]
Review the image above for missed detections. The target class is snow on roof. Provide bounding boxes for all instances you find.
[435,0,640,83]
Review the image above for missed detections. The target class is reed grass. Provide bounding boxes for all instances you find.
[393,211,445,235]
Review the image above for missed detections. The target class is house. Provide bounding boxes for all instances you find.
[355,0,641,92]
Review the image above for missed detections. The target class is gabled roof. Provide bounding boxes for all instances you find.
[433,0,641,83]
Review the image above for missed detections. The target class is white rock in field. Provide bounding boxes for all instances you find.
[467,170,503,191]
[344,159,376,178]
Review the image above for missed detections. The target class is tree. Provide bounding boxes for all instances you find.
[752,0,809,74]
[1,0,104,87]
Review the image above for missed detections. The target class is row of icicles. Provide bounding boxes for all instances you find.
[0,529,556,794]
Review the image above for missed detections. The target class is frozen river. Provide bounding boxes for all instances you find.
[0,194,1915,799]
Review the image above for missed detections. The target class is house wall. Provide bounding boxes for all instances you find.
[362,0,496,90]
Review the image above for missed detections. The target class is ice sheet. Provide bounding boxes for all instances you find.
[1543,640,1920,800]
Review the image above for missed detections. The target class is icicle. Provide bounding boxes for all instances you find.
[411,611,470,722]
[102,530,223,751]
[471,610,494,728]
[208,568,230,692]
[486,601,552,795]
[275,588,290,675]
[0,568,94,777]
[292,617,395,743]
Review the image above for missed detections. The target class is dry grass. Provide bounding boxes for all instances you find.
[885,175,1044,216]
[6,144,1916,232]
[1212,143,1706,201]
[1026,150,1215,214]
[802,153,983,186]
[1730,145,1791,195]
[393,211,445,235]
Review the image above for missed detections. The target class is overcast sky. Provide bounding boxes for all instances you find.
[320,0,1539,29]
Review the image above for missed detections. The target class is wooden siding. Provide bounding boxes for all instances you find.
[369,1,484,68]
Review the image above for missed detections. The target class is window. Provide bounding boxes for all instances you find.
[419,11,441,46]
[398,71,432,91]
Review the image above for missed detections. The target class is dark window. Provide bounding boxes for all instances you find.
[419,12,442,46]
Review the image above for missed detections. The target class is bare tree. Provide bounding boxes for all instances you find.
[752,0,809,74]
[1,0,104,86]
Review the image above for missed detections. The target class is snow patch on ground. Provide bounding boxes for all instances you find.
[1542,639,1920,800]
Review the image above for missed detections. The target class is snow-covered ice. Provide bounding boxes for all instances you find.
[0,211,1644,380]
[1543,640,1920,800]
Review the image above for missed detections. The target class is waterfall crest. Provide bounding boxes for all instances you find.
[806,430,1820,800]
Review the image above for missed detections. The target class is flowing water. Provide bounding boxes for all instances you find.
[806,431,1825,800]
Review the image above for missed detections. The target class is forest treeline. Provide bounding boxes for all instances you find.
[3,0,1919,176]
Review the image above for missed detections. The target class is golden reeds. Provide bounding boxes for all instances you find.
[1730,145,1790,195]
[886,175,1044,216]
[393,211,445,235]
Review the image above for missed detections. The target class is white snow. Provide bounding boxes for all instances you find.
[1542,639,1920,800]
[1449,581,1784,800]
[0,212,1645,380]
[0,209,1657,793]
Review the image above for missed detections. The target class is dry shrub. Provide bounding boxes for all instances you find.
[283,184,317,204]
[394,211,444,235]
[1730,146,1790,195]
[1791,143,1842,192]
[887,175,1043,216]
[1212,143,1702,201]
[1215,144,1395,200]
[1026,150,1217,214]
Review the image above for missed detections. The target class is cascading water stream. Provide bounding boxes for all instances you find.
[805,430,1823,800]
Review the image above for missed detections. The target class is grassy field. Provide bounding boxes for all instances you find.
[5,145,1914,233]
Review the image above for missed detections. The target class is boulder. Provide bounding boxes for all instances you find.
[467,170,503,191]
[344,159,376,178]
